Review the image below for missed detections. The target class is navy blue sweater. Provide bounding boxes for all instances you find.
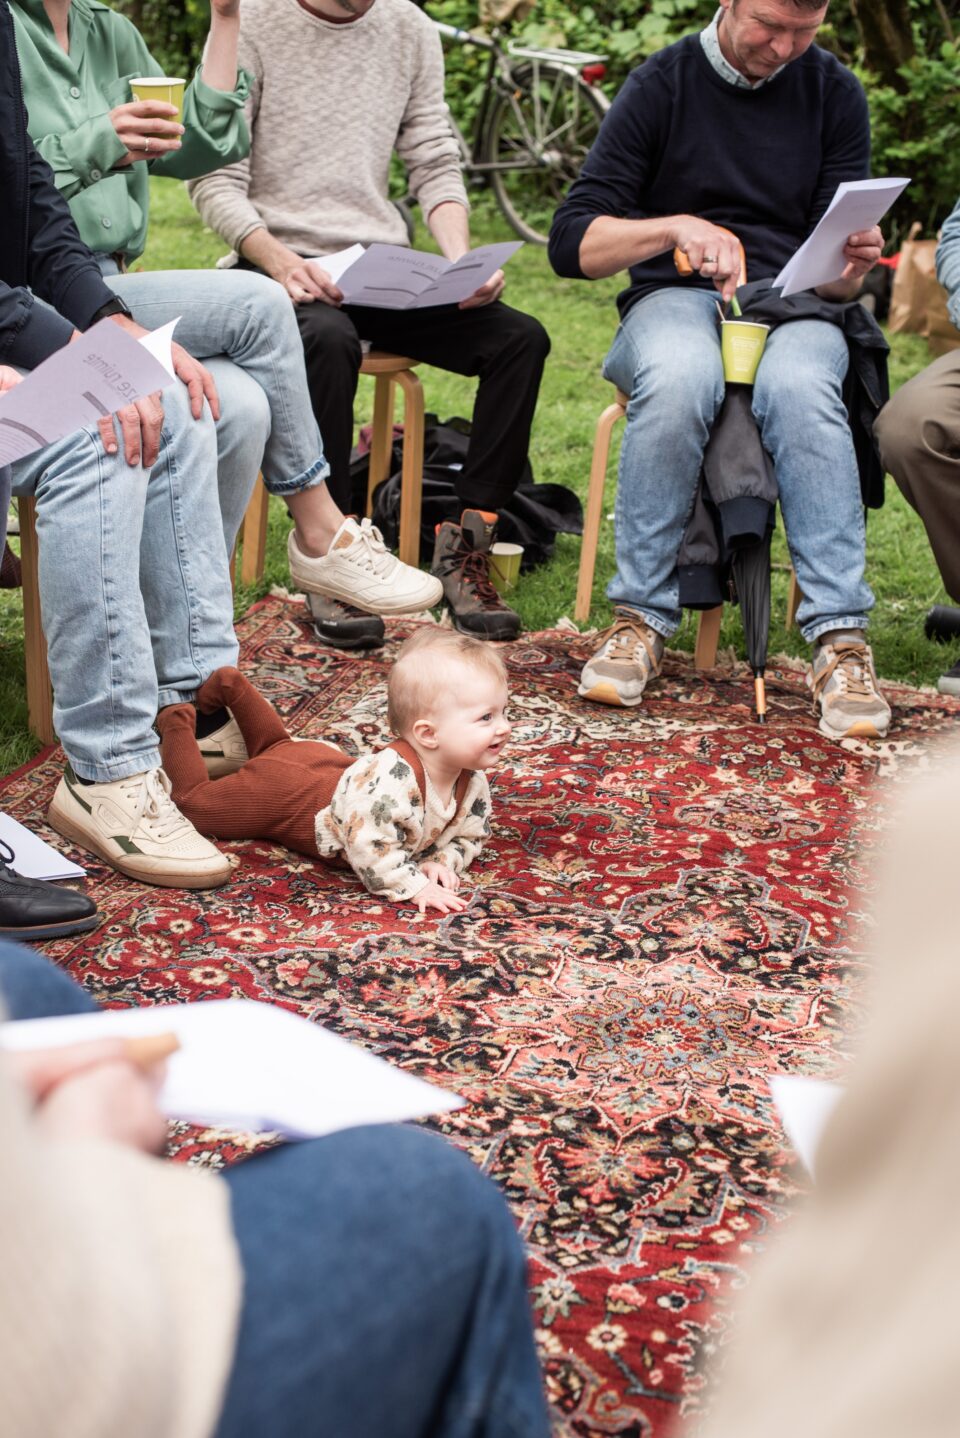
[548,35,870,317]
[1,0,113,368]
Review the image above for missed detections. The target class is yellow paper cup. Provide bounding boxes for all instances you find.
[488,542,523,592]
[129,76,186,124]
[721,320,770,385]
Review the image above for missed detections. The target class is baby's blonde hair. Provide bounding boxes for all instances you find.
[388,628,508,738]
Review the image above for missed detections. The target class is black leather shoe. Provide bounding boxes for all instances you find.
[305,592,385,650]
[0,840,99,941]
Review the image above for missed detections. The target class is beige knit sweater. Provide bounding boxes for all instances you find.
[188,0,468,259]
[1,1043,241,1438]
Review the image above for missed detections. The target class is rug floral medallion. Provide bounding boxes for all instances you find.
[4,595,959,1436]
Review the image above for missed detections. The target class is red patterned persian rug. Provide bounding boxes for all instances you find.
[3,595,959,1436]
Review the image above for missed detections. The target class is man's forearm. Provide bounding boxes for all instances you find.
[426,201,471,262]
[578,215,683,279]
[814,275,864,303]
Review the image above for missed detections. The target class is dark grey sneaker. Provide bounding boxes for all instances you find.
[305,591,385,650]
[430,509,521,641]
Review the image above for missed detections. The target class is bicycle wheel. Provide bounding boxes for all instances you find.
[484,62,608,245]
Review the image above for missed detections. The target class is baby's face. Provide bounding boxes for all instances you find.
[426,667,511,773]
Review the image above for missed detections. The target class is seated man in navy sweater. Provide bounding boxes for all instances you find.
[549,0,890,741]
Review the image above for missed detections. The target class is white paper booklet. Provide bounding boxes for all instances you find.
[0,317,177,467]
[774,177,910,297]
[0,812,85,880]
[1,999,465,1139]
[308,240,522,309]
[770,1073,843,1180]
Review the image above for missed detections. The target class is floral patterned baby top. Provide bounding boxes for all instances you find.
[314,748,492,901]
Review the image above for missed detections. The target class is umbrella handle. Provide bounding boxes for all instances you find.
[673,228,747,288]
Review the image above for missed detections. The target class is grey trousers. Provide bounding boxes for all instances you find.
[875,348,960,600]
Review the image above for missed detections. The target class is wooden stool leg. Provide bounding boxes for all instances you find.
[394,369,426,569]
[575,401,625,623]
[695,606,723,670]
[19,498,56,745]
[367,376,397,516]
[785,567,802,630]
[239,475,269,586]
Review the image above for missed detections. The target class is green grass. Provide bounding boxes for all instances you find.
[0,179,950,775]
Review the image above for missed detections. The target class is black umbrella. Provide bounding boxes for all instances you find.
[697,383,777,724]
[731,524,773,723]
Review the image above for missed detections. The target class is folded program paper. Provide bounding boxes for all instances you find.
[1,999,465,1139]
[774,177,910,297]
[0,317,177,467]
[307,240,522,309]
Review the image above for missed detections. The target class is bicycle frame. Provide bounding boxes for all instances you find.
[433,19,606,177]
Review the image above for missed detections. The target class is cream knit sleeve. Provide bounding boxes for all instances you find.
[0,1055,240,1438]
[396,20,469,219]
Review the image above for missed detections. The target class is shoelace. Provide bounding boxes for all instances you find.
[122,769,191,843]
[438,539,504,609]
[0,837,16,872]
[601,618,660,672]
[813,642,876,702]
[350,519,397,577]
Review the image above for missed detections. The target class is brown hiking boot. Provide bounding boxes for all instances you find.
[431,510,521,641]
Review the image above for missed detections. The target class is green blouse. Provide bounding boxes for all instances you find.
[12,0,250,261]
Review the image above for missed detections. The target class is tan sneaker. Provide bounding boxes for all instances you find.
[579,611,664,707]
[48,766,234,889]
[288,518,442,614]
[810,629,891,740]
[197,715,248,777]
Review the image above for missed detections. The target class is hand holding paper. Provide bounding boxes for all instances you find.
[2,999,465,1139]
[0,317,179,468]
[774,177,910,297]
[307,241,522,311]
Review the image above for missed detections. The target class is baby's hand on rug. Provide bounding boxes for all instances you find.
[411,880,468,915]
[419,861,460,891]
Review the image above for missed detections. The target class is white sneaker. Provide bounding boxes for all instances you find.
[197,716,248,777]
[288,518,442,615]
[48,767,234,889]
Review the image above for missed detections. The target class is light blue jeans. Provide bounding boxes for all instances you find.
[101,265,330,549]
[603,288,874,643]
[10,380,238,782]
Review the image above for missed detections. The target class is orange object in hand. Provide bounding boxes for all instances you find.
[673,227,747,286]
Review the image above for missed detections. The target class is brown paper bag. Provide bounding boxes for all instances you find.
[888,221,960,357]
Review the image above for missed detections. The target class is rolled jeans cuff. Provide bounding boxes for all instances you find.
[263,455,330,498]
[803,615,871,645]
[614,604,677,641]
[71,749,162,785]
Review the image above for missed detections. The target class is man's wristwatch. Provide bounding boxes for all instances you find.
[87,294,133,326]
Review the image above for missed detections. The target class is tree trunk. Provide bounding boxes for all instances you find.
[849,0,915,87]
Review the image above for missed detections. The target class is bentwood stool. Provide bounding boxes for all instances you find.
[236,350,426,583]
[576,384,802,669]
[18,497,55,745]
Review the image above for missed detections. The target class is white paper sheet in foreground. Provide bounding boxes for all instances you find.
[773,177,910,297]
[1,1000,465,1139]
[308,240,522,309]
[770,1073,843,1179]
[0,317,177,467]
[0,812,85,880]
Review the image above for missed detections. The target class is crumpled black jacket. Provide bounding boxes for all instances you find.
[676,279,890,608]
